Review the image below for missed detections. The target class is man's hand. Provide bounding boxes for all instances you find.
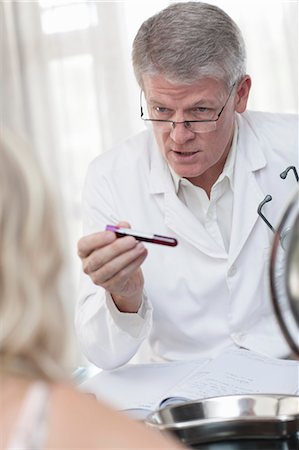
[77,222,148,313]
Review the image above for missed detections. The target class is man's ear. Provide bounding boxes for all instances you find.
[234,76,251,113]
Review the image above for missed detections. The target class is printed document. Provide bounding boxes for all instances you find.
[80,348,299,414]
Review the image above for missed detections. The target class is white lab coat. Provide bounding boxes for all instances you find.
[76,110,298,369]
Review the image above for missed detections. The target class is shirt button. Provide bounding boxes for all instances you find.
[228,265,237,277]
[231,332,245,342]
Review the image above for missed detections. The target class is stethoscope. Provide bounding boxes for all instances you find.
[257,166,299,250]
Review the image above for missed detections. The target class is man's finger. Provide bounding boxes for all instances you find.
[77,231,116,258]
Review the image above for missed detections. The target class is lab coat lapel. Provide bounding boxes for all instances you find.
[228,115,266,265]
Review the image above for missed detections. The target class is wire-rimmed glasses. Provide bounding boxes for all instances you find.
[140,83,236,134]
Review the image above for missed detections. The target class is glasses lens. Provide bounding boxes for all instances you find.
[188,121,217,133]
[143,119,217,134]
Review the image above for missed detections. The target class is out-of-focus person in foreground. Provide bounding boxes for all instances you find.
[0,128,183,449]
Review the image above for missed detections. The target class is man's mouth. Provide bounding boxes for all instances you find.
[172,150,199,156]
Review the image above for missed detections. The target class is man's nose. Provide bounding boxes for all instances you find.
[170,121,195,144]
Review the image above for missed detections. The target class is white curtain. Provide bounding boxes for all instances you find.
[1,0,298,297]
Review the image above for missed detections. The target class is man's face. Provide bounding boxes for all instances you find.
[142,75,250,188]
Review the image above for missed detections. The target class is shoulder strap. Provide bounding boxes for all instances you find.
[6,381,51,450]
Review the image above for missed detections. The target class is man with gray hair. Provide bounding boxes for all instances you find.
[76,2,297,369]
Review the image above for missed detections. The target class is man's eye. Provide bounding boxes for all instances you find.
[190,107,216,120]
[154,106,169,113]
[192,106,209,113]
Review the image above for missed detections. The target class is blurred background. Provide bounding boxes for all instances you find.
[1,0,298,319]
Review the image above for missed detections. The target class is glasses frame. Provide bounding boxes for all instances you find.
[140,82,236,133]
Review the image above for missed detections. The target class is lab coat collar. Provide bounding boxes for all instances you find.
[228,112,267,264]
[148,133,172,195]
[235,112,267,171]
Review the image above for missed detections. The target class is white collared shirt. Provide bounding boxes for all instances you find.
[169,124,238,252]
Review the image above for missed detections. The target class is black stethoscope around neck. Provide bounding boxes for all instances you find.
[257,165,298,250]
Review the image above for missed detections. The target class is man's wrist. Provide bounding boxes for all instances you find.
[111,293,142,313]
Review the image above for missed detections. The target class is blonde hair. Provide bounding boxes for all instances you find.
[0,128,72,381]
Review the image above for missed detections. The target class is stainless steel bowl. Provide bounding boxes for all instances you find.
[270,188,299,356]
[145,394,299,446]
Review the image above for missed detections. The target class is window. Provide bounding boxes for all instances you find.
[39,0,98,34]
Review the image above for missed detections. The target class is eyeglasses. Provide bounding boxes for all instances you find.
[140,83,236,134]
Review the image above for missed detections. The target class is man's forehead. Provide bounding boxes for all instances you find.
[142,75,226,104]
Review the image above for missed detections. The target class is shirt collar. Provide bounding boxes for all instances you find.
[169,122,239,193]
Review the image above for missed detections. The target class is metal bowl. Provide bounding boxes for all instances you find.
[145,394,299,446]
[270,188,299,357]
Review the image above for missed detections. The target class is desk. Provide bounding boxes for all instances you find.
[78,349,299,448]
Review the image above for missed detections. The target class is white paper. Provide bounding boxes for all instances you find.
[80,358,209,411]
[79,348,299,413]
[162,348,299,405]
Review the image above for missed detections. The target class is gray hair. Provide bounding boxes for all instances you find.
[132,1,246,88]
[0,128,73,381]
